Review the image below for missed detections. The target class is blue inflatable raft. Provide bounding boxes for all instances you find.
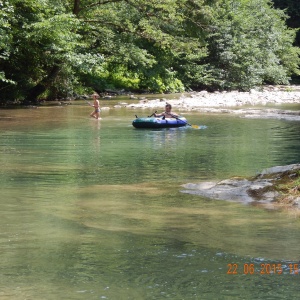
[132,116,188,129]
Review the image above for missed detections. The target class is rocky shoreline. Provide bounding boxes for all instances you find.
[181,164,300,211]
[124,85,300,121]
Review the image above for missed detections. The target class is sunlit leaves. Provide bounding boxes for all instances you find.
[204,0,300,90]
[0,0,299,101]
[0,0,14,83]
[25,14,80,54]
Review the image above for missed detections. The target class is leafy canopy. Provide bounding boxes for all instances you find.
[0,0,299,102]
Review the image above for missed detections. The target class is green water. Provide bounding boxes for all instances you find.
[0,102,300,299]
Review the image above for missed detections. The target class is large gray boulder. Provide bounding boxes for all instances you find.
[181,164,300,207]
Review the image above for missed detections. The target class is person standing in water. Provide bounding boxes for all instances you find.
[154,104,178,118]
[90,92,101,119]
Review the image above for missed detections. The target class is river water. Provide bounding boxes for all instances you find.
[0,100,300,299]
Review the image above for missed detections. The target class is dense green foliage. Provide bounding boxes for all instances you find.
[0,0,299,103]
[272,0,300,46]
[202,0,300,90]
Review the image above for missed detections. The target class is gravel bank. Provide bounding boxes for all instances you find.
[125,85,300,120]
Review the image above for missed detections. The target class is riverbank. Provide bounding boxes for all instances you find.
[124,85,300,120]
[182,164,300,213]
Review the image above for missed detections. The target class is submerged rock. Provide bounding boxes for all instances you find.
[182,178,275,204]
[181,164,300,208]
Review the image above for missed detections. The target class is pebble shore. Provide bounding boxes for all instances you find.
[124,85,300,120]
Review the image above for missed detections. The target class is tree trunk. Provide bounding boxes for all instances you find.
[73,0,81,15]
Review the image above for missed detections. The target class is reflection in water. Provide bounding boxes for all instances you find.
[146,128,187,150]
[0,105,300,299]
[90,119,101,155]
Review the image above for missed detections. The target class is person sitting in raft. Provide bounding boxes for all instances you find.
[154,104,178,118]
[90,92,101,119]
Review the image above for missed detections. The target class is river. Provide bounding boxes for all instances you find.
[0,100,300,299]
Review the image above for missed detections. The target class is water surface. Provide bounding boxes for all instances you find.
[0,102,300,299]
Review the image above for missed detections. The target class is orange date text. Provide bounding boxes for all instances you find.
[227,263,287,275]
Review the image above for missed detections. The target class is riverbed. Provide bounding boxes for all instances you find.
[0,101,300,299]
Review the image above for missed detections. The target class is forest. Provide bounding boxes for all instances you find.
[0,0,299,103]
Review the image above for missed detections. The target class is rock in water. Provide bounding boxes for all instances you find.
[181,164,300,208]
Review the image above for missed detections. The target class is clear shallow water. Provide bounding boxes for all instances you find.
[0,103,300,299]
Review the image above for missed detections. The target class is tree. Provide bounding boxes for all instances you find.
[73,0,210,93]
[0,1,14,85]
[0,0,299,103]
[271,0,300,46]
[201,0,300,91]
[0,0,103,103]
[1,0,209,101]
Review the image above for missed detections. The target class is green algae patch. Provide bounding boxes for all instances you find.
[275,170,300,205]
[250,164,300,207]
